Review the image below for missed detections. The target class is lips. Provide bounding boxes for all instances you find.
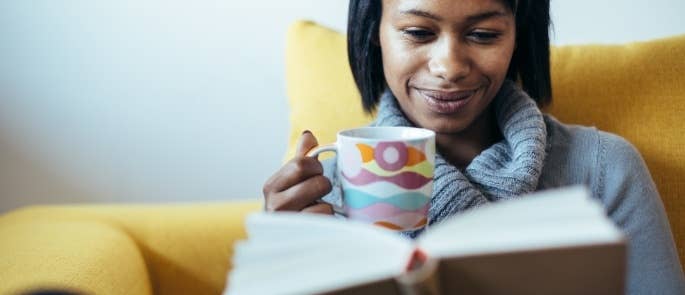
[417,89,476,101]
[415,88,478,114]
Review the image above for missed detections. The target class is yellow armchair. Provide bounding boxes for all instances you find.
[1,21,683,294]
[0,202,260,295]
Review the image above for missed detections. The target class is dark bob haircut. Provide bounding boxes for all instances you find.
[347,0,552,113]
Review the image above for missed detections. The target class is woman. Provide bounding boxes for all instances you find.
[262,0,685,293]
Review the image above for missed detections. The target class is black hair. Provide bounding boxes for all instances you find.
[347,0,552,113]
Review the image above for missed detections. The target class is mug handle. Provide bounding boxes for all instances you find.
[306,144,346,216]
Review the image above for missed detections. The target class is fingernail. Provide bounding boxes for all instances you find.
[302,130,311,135]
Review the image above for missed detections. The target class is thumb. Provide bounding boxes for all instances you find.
[295,130,319,158]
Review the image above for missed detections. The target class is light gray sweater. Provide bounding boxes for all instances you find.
[321,81,685,294]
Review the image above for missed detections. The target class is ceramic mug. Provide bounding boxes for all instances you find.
[308,127,436,231]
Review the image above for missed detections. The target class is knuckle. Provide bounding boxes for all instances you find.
[320,203,334,214]
[303,203,332,215]
[311,159,324,173]
[313,176,333,195]
[264,199,276,211]
[262,171,282,195]
[262,181,273,196]
[290,158,308,177]
[266,197,288,212]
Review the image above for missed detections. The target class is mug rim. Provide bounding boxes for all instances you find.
[337,126,435,142]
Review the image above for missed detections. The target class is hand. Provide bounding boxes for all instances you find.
[262,131,333,215]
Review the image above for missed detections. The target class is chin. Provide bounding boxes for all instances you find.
[418,116,472,135]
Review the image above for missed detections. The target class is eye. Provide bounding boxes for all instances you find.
[467,30,502,43]
[402,28,435,42]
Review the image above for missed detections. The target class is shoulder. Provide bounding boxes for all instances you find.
[544,114,644,172]
[541,115,602,187]
[544,114,643,165]
[544,114,600,151]
[542,114,655,210]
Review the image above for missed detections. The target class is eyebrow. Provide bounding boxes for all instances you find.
[399,9,507,23]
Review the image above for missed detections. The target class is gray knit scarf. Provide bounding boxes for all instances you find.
[371,80,548,237]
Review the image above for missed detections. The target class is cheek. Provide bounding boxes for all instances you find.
[380,43,406,86]
[380,33,423,91]
[475,39,516,81]
[472,48,513,106]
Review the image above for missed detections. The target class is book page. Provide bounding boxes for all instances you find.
[226,212,415,295]
[417,186,624,258]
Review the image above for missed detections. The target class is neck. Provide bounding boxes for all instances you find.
[436,105,502,169]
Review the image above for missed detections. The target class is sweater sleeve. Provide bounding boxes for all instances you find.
[596,131,685,294]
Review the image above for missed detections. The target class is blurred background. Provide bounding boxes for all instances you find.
[1,0,684,213]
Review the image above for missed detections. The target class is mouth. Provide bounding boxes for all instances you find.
[415,87,478,114]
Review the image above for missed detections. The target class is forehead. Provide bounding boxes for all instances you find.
[383,0,512,19]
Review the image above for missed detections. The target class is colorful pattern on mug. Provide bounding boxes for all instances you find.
[340,141,434,231]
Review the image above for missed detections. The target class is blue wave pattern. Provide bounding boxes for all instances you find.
[344,188,430,210]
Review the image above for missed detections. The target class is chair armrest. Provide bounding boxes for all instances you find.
[0,200,262,295]
[0,219,152,295]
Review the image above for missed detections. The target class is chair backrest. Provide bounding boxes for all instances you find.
[284,20,685,266]
[545,36,685,268]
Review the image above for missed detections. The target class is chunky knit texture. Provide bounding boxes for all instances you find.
[372,80,547,230]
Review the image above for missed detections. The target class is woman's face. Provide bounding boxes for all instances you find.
[379,0,516,134]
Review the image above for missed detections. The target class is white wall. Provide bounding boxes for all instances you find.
[1,0,683,213]
[551,1,685,45]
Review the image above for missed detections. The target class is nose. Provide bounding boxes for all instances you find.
[428,37,471,82]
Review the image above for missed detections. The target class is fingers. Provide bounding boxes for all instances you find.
[295,130,319,158]
[263,130,323,195]
[265,175,332,211]
[301,202,334,215]
[263,130,330,212]
[262,156,323,196]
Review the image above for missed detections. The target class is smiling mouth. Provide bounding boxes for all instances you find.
[415,87,479,114]
[415,88,477,101]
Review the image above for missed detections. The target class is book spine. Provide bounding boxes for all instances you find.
[405,248,429,272]
[396,249,440,295]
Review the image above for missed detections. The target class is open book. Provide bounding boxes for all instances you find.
[225,186,626,295]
